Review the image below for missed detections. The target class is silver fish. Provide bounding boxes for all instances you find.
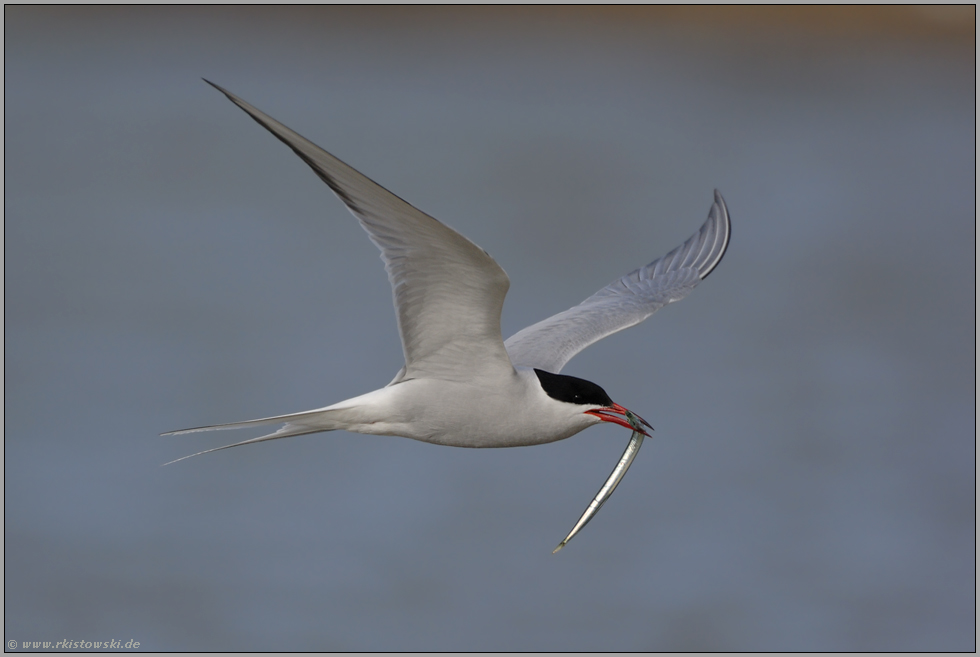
[553,411,650,553]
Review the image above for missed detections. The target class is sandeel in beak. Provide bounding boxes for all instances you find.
[553,409,652,553]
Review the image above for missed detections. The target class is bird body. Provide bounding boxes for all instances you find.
[338,369,604,446]
[165,82,730,547]
[169,366,624,450]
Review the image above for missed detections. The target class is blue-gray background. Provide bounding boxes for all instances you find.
[5,6,975,651]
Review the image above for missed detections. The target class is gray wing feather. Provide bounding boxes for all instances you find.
[504,191,730,373]
[207,82,514,382]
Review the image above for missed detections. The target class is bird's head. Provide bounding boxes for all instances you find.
[533,369,652,436]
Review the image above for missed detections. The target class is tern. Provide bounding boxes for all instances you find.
[165,81,730,549]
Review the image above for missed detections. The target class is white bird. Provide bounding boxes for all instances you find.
[165,81,730,548]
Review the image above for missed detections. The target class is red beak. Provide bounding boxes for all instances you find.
[584,403,652,436]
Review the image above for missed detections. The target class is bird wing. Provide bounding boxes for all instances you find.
[504,191,730,373]
[207,82,514,383]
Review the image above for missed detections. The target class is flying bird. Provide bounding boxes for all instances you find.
[165,81,730,549]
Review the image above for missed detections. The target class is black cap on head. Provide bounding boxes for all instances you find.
[534,369,614,407]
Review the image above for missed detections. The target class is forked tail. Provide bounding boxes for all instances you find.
[160,408,338,466]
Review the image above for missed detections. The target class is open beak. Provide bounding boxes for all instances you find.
[585,403,653,436]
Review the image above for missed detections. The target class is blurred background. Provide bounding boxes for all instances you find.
[4,6,975,651]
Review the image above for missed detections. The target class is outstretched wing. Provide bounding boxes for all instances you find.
[504,191,730,373]
[207,81,514,383]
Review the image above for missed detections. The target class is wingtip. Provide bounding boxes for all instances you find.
[203,79,238,103]
[711,189,727,216]
[696,189,731,280]
[711,189,730,223]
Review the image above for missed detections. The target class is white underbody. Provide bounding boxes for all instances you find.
[285,367,603,448]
